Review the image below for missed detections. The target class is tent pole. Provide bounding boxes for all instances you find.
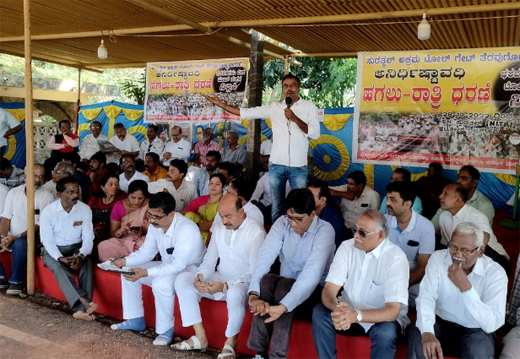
[23,0,36,296]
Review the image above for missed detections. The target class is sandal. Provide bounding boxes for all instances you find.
[218,344,236,359]
[170,335,207,352]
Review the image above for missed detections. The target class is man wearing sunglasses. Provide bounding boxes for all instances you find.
[110,192,205,346]
[408,222,507,359]
[246,189,335,359]
[312,209,409,359]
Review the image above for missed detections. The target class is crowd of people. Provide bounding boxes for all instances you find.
[0,74,518,359]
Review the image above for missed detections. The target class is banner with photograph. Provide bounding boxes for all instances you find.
[354,47,520,174]
[144,58,249,123]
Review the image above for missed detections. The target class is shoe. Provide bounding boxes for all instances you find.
[6,283,23,295]
[0,278,8,289]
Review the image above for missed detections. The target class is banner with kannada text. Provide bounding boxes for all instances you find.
[353,48,520,174]
[144,58,249,123]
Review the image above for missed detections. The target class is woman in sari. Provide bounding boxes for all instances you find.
[97,180,150,262]
[88,173,126,243]
[182,173,226,244]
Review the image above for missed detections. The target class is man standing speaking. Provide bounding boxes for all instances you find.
[203,74,320,222]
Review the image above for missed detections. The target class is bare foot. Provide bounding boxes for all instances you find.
[72,309,95,321]
[87,302,98,315]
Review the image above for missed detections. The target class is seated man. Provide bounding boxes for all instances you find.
[226,179,264,224]
[138,124,164,161]
[247,189,335,359]
[161,126,191,165]
[78,121,107,162]
[379,168,423,215]
[384,181,435,306]
[194,127,220,167]
[193,150,220,196]
[312,209,409,359]
[408,222,508,359]
[501,255,520,359]
[88,152,109,194]
[118,155,149,193]
[308,181,347,249]
[330,170,381,238]
[142,152,167,182]
[0,158,25,189]
[40,178,97,321]
[438,183,510,275]
[0,164,54,295]
[43,161,78,199]
[109,123,139,161]
[148,159,197,212]
[110,192,206,346]
[220,131,246,170]
[414,162,451,220]
[173,194,266,356]
[218,161,236,194]
[45,120,81,180]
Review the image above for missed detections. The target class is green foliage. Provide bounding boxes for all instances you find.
[120,70,146,105]
[262,57,357,108]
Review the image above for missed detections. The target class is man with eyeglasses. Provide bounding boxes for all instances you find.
[161,126,191,165]
[246,188,335,359]
[438,183,510,275]
[110,192,205,346]
[0,164,54,295]
[79,121,108,163]
[44,161,83,200]
[312,209,410,359]
[408,222,507,359]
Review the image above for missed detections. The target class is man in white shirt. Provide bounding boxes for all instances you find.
[384,181,435,306]
[0,164,54,295]
[313,209,410,359]
[138,124,164,161]
[204,74,320,223]
[118,155,149,193]
[79,121,108,162]
[161,126,191,165]
[110,192,205,346]
[0,107,22,158]
[148,159,197,212]
[40,178,97,321]
[0,158,25,189]
[330,170,381,236]
[408,222,507,359]
[109,123,139,159]
[247,189,335,359]
[438,183,510,275]
[173,194,265,356]
[220,132,246,170]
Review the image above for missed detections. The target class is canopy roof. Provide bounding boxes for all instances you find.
[1,0,519,70]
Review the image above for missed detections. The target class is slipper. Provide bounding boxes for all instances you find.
[218,344,236,359]
[73,310,95,321]
[86,301,98,315]
[170,335,206,352]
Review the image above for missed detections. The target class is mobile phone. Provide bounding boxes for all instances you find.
[130,226,140,231]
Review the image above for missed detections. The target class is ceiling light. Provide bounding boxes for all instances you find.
[417,13,431,41]
[97,39,107,59]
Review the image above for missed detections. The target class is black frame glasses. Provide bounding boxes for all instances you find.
[447,241,480,255]
[284,214,308,223]
[352,226,380,238]
[146,210,167,221]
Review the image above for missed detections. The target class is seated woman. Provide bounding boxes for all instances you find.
[181,173,226,244]
[88,173,126,242]
[97,180,150,262]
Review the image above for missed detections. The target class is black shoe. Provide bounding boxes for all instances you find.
[0,277,8,289]
[6,283,23,295]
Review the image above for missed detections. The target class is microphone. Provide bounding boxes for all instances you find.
[285,96,292,109]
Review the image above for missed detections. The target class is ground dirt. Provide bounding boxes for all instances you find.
[0,291,243,359]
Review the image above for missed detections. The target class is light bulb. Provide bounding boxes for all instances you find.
[417,13,431,41]
[97,39,108,59]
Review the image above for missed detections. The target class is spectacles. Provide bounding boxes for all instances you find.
[352,226,380,238]
[284,214,307,223]
[52,170,65,175]
[146,210,167,221]
[447,242,480,255]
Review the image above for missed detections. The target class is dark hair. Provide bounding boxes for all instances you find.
[429,162,443,174]
[96,172,120,198]
[90,120,102,128]
[119,154,136,165]
[348,170,367,186]
[459,165,480,182]
[386,181,416,206]
[282,73,301,86]
[56,177,77,193]
[393,168,411,182]
[148,124,158,133]
[206,150,221,162]
[105,162,122,175]
[113,123,125,130]
[453,184,469,202]
[285,188,316,215]
[230,179,253,201]
[0,158,13,170]
[210,173,227,187]
[228,131,239,139]
[59,120,71,128]
[145,152,160,163]
[90,151,107,165]
[218,161,236,177]
[169,159,187,177]
[233,196,243,211]
[76,160,90,173]
[149,192,176,215]
[308,181,339,209]
[128,179,150,198]
[172,125,182,135]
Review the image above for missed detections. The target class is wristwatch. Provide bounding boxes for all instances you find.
[355,309,363,324]
[222,282,228,294]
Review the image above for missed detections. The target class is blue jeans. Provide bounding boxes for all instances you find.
[268,163,308,223]
[0,236,27,284]
[312,303,400,359]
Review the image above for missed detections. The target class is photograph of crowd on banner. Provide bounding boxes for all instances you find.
[353,47,520,173]
[144,58,249,123]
